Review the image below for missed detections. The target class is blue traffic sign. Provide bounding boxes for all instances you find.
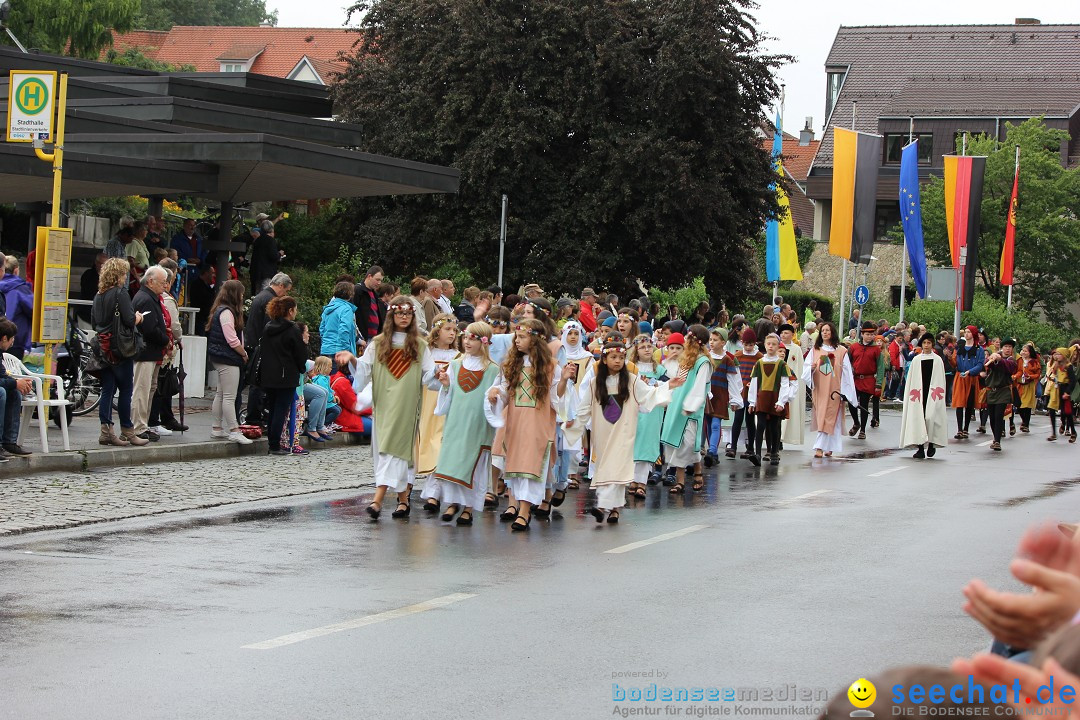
[854,285,870,305]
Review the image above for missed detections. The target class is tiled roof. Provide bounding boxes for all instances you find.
[813,24,1080,170]
[215,43,266,61]
[111,26,357,83]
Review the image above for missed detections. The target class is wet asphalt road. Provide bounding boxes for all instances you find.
[2,411,1079,720]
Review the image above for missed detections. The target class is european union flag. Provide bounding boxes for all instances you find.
[900,140,927,298]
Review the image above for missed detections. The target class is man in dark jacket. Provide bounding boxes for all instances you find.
[131,267,172,441]
[0,319,33,457]
[245,272,292,424]
[248,220,281,292]
[352,265,385,342]
[0,255,34,358]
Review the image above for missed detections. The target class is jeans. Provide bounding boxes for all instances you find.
[99,358,134,428]
[325,405,341,426]
[0,385,22,444]
[302,383,329,432]
[264,388,295,451]
[554,448,572,491]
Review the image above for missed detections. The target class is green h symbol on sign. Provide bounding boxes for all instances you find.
[15,78,48,115]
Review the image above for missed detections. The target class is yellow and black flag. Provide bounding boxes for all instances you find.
[943,155,986,311]
[829,127,883,264]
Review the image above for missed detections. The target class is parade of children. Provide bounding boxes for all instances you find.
[295,278,1080,531]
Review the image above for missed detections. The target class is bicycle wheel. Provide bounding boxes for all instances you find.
[70,352,103,416]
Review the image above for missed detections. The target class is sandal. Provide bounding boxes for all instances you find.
[1021,425,1030,433]
[511,514,531,532]
[814,449,824,459]
[606,510,620,524]
[500,505,519,522]
[691,474,704,492]
[366,502,381,520]
[632,486,647,499]
[668,483,684,494]
[1048,435,1058,442]
[424,499,440,514]
[1071,433,1077,444]
[534,502,552,519]
[440,504,461,522]
[567,478,580,490]
[456,510,473,526]
[551,489,567,507]
[588,507,605,523]
[484,493,499,509]
[1009,426,1016,436]
[391,502,411,519]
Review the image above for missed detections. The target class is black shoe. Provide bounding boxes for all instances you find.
[424,499,440,514]
[511,514,531,532]
[456,511,473,526]
[606,511,620,524]
[647,470,662,486]
[748,453,761,467]
[769,454,780,466]
[551,489,567,507]
[870,419,879,428]
[913,447,926,459]
[533,502,551,520]
[138,430,159,442]
[270,447,290,456]
[927,445,936,457]
[588,507,605,523]
[440,504,460,522]
[2,443,30,456]
[366,503,381,520]
[164,421,189,432]
[703,453,716,467]
[662,469,677,487]
[976,426,986,434]
[391,502,411,518]
[0,449,10,463]
[500,506,519,523]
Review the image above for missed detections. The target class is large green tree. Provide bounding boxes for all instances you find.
[2,0,139,58]
[332,0,786,305]
[137,0,277,30]
[919,118,1080,327]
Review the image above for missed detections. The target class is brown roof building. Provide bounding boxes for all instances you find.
[761,119,820,238]
[110,26,356,84]
[805,20,1080,243]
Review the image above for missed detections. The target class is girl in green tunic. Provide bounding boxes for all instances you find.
[423,322,502,526]
[631,334,668,498]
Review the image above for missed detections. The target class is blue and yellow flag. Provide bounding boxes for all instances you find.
[766,114,802,282]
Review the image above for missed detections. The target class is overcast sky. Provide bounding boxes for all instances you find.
[274,0,1073,138]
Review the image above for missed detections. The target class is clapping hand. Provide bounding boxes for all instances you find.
[561,363,578,382]
[437,369,450,387]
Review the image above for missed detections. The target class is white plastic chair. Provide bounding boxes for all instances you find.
[2,353,71,452]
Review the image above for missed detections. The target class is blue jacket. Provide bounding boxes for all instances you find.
[955,341,985,375]
[0,274,34,353]
[170,231,207,273]
[319,297,358,356]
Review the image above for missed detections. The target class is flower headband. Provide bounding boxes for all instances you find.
[632,336,653,345]
[515,324,545,338]
[484,316,507,326]
[463,332,490,345]
[602,345,627,355]
[389,303,413,312]
[432,318,454,333]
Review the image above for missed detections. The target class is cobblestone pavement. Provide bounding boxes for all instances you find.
[0,445,373,536]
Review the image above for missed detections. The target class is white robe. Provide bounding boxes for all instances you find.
[899,352,949,449]
[781,344,806,445]
[350,332,438,492]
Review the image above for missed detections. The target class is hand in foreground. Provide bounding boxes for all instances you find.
[437,369,450,387]
[561,363,578,382]
[667,376,685,389]
[15,378,32,395]
[963,557,1080,649]
[335,351,356,368]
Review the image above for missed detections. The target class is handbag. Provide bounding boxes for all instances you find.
[158,364,180,398]
[246,342,263,386]
[84,343,109,378]
[112,295,145,360]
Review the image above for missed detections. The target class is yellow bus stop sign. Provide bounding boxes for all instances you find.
[7,70,56,142]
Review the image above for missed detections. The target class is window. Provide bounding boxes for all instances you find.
[883,133,933,164]
[825,70,845,120]
[220,63,244,72]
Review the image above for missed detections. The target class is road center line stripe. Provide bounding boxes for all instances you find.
[775,489,832,503]
[978,440,993,447]
[604,524,708,554]
[868,467,904,478]
[242,592,477,650]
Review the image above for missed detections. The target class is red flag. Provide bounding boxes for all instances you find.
[1000,147,1020,285]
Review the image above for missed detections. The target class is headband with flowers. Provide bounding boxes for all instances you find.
[515,324,545,338]
[484,316,507,326]
[389,303,413,313]
[527,299,551,317]
[432,318,455,333]
[602,345,628,355]
[463,332,491,345]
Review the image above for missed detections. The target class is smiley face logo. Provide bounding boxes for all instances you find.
[847,678,876,709]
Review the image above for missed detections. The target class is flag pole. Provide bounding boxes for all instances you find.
[899,117,913,324]
[1006,144,1019,312]
[953,133,968,341]
[839,101,858,329]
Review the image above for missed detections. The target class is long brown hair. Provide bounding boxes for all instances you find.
[502,318,553,405]
[679,324,709,372]
[378,295,421,365]
[205,279,246,332]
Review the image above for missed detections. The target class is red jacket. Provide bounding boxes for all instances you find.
[888,339,902,369]
[579,300,597,333]
[849,342,882,394]
[329,371,370,433]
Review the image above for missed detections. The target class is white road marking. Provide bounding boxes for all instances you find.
[773,489,832,504]
[604,524,708,554]
[868,467,905,478]
[978,440,993,447]
[242,592,477,650]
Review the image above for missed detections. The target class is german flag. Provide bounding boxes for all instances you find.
[829,127,882,264]
[943,155,986,311]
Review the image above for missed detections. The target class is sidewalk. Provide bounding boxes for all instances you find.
[2,396,367,479]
